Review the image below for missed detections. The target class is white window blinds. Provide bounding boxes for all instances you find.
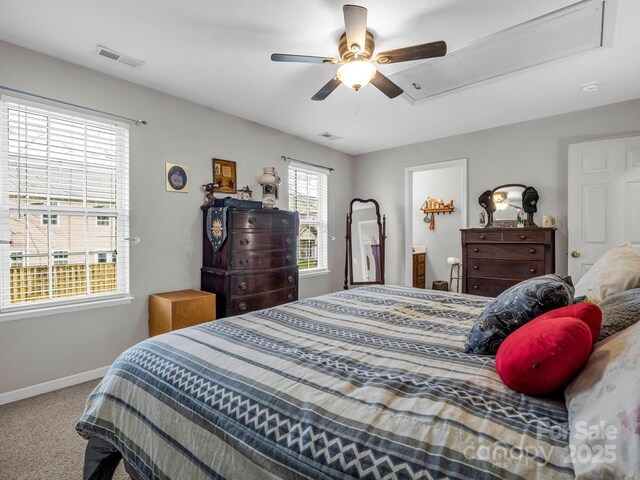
[0,96,130,314]
[288,163,329,273]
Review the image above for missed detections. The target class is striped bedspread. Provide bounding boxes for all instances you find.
[77,286,574,479]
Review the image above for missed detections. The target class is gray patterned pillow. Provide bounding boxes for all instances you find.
[598,288,640,341]
[465,274,575,355]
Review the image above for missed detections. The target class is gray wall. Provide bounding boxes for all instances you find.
[0,41,354,394]
[2,38,639,396]
[354,99,640,286]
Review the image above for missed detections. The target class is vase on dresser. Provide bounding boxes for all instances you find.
[257,167,281,209]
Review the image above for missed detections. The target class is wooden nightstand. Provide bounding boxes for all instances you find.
[148,289,216,336]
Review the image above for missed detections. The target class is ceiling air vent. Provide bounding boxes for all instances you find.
[318,132,341,141]
[94,45,145,69]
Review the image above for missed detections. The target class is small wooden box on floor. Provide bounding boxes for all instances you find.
[148,289,216,336]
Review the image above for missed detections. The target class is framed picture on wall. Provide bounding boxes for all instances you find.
[166,163,189,193]
[212,158,237,194]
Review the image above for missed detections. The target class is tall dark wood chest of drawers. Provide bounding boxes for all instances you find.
[201,207,299,318]
[461,227,556,297]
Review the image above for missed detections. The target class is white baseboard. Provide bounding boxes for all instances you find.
[0,365,111,406]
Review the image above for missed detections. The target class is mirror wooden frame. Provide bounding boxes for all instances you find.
[344,198,386,289]
[489,183,538,227]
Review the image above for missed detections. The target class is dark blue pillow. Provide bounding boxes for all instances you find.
[465,274,575,355]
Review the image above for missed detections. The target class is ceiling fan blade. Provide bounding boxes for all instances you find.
[343,5,368,56]
[370,71,403,99]
[271,53,337,64]
[311,76,342,101]
[375,40,447,64]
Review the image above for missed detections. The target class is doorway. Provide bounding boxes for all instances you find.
[404,159,468,288]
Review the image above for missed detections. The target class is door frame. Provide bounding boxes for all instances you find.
[404,158,468,286]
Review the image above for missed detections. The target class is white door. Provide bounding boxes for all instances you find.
[568,135,640,281]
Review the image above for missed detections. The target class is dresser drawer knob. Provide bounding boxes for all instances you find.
[472,285,479,290]
[238,302,248,311]
[473,265,479,270]
[240,238,249,246]
[239,258,249,266]
[286,254,292,262]
[520,234,527,240]
[529,248,536,254]
[282,218,289,226]
[529,268,537,274]
[473,248,479,253]
[239,282,247,290]
[286,237,292,245]
[248,217,257,225]
[287,293,294,301]
[480,235,486,240]
[288,275,294,283]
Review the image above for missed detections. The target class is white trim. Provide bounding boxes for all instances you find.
[0,365,110,405]
[299,268,330,278]
[0,294,134,323]
[404,158,468,286]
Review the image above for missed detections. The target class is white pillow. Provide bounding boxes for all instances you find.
[574,242,640,303]
[564,321,640,479]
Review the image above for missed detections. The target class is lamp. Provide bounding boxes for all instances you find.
[336,60,377,90]
[257,167,281,209]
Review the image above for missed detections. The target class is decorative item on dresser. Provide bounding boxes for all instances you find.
[412,251,426,288]
[201,205,299,318]
[460,227,556,297]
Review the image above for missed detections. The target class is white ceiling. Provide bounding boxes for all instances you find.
[1,0,639,155]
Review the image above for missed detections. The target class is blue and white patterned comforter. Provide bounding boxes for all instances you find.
[77,286,574,479]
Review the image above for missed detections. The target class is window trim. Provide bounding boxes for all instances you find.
[0,95,130,319]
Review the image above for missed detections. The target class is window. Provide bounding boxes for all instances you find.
[10,251,24,268]
[41,201,59,226]
[288,164,329,274]
[96,216,111,226]
[52,250,69,266]
[94,250,115,263]
[0,97,130,314]
[42,215,58,226]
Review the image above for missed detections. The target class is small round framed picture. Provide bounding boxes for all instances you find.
[166,163,189,193]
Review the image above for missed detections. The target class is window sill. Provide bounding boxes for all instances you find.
[299,268,330,278]
[0,295,134,323]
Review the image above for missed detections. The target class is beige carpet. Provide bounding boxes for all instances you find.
[0,379,129,480]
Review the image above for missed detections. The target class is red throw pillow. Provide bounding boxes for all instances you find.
[495,316,592,395]
[536,303,602,344]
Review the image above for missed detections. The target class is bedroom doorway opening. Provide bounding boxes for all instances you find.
[404,159,468,288]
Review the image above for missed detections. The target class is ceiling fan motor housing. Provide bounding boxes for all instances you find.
[339,31,375,62]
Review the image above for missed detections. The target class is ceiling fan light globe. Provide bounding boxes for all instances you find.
[336,60,377,90]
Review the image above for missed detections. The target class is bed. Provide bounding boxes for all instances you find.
[77,285,574,479]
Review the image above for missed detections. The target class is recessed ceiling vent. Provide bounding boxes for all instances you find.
[319,132,341,141]
[94,45,145,69]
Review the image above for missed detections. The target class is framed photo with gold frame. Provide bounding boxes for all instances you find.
[165,163,189,193]
[212,158,237,194]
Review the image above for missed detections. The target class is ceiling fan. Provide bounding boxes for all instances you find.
[271,4,447,101]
